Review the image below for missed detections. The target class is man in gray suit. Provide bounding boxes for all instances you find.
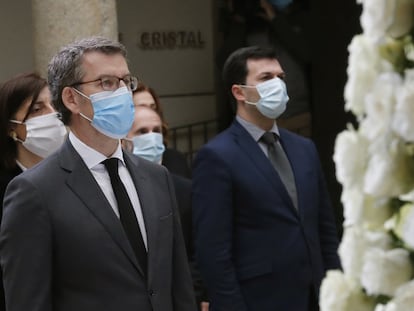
[0,36,196,311]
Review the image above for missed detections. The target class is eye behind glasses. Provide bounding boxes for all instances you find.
[71,75,139,92]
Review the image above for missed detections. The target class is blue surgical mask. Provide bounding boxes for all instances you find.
[269,0,293,10]
[74,86,135,139]
[131,132,165,163]
[243,77,289,119]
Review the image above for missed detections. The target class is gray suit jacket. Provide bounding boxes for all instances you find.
[0,139,196,311]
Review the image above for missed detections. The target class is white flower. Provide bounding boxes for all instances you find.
[341,188,392,227]
[359,72,402,142]
[339,226,391,279]
[392,69,414,141]
[328,1,414,309]
[381,280,414,311]
[387,0,414,38]
[360,0,392,41]
[399,185,414,202]
[344,35,385,117]
[360,0,414,42]
[319,270,374,311]
[340,187,365,226]
[393,203,414,250]
[375,305,387,311]
[363,136,414,197]
[404,40,414,62]
[361,248,413,296]
[333,128,368,188]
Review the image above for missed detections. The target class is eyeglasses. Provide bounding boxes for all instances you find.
[71,75,139,92]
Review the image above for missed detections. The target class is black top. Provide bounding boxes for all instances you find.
[170,173,208,306]
[0,165,23,217]
[0,164,22,311]
[162,148,191,179]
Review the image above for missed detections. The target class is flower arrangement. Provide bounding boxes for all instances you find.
[319,0,414,310]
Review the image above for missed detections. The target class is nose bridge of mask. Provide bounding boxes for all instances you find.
[256,77,285,97]
[90,86,130,101]
[10,112,61,128]
[133,132,164,148]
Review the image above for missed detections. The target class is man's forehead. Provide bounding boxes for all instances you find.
[246,58,282,74]
[80,51,129,75]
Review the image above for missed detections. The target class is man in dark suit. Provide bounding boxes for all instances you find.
[0,36,196,311]
[192,46,340,311]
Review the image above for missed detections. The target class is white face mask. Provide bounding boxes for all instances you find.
[10,112,67,158]
[242,77,289,119]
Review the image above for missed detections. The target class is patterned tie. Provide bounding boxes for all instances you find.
[261,132,298,210]
[102,158,147,274]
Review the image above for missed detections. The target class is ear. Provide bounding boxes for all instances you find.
[231,84,246,102]
[62,86,81,114]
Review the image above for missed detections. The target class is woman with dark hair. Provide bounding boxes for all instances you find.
[0,73,67,310]
[0,72,67,204]
[131,84,191,178]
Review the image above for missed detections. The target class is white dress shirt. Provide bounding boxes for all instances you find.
[69,132,148,249]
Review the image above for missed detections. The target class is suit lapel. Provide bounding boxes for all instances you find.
[231,121,297,214]
[59,140,142,275]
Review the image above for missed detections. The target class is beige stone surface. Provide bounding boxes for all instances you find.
[32,0,118,76]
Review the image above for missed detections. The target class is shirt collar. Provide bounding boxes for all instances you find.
[236,115,280,142]
[69,131,125,169]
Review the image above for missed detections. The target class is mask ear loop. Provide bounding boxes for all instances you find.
[8,128,24,143]
[71,87,94,123]
[238,84,260,105]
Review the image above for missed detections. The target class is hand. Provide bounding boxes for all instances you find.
[200,301,209,311]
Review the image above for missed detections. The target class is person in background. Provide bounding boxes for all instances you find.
[124,105,209,311]
[132,84,191,178]
[0,72,67,311]
[192,46,340,311]
[0,72,67,201]
[0,36,196,311]
[216,0,312,135]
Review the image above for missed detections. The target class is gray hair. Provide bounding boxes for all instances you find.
[47,36,127,124]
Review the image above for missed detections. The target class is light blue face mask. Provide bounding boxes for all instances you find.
[269,0,293,10]
[131,132,165,163]
[243,77,289,119]
[74,86,135,139]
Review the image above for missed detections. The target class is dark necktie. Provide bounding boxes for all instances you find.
[102,158,147,274]
[261,132,298,209]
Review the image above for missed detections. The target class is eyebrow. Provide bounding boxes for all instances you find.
[259,71,285,78]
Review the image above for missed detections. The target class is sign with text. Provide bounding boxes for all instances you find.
[117,0,215,96]
[137,30,206,50]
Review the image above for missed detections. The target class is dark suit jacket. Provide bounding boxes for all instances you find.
[0,140,196,311]
[192,120,340,311]
[170,174,208,307]
[0,165,22,311]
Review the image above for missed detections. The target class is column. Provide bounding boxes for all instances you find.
[31,0,118,76]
